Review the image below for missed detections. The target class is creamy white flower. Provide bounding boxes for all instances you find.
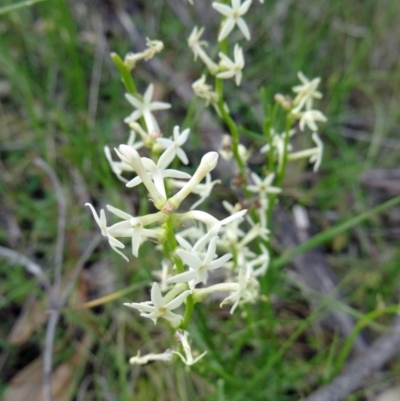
[296,109,327,132]
[188,27,218,74]
[169,173,221,210]
[125,146,191,199]
[85,203,128,261]
[129,349,173,365]
[167,236,232,289]
[157,126,190,165]
[212,0,252,41]
[124,84,171,136]
[173,330,207,366]
[248,243,270,277]
[260,129,296,172]
[292,72,322,113]
[124,282,191,327]
[217,44,245,86]
[116,145,168,210]
[178,209,247,231]
[106,205,167,257]
[288,132,324,172]
[220,266,257,313]
[124,38,164,71]
[192,75,219,106]
[247,172,281,199]
[166,152,219,211]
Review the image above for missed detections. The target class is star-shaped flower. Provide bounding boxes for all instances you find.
[85,203,128,261]
[157,126,190,165]
[172,331,207,366]
[212,0,252,41]
[220,266,258,313]
[167,236,232,289]
[125,145,191,198]
[124,84,171,135]
[292,72,323,113]
[246,172,281,200]
[217,44,245,86]
[297,109,327,132]
[124,283,191,327]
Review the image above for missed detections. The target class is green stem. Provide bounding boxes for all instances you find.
[164,217,195,329]
[267,115,292,227]
[110,52,137,95]
[333,304,400,375]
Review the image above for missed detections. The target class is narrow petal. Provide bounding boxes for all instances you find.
[163,310,183,327]
[151,282,164,308]
[236,17,251,40]
[239,0,252,14]
[126,176,143,188]
[176,148,189,165]
[212,3,233,17]
[149,101,172,111]
[106,205,133,220]
[208,253,232,270]
[216,71,235,80]
[176,249,203,269]
[158,145,176,170]
[157,138,174,149]
[167,270,197,284]
[124,302,155,313]
[163,169,191,179]
[205,237,217,264]
[178,128,190,145]
[143,84,154,105]
[218,18,235,41]
[125,93,143,109]
[131,224,142,257]
[165,290,191,310]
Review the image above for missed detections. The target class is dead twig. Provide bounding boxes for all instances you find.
[304,315,400,401]
[34,157,67,401]
[0,245,50,290]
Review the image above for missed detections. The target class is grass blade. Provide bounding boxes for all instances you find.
[0,0,48,15]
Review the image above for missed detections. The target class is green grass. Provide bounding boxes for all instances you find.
[1,0,400,400]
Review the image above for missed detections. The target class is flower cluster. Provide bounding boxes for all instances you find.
[87,0,328,369]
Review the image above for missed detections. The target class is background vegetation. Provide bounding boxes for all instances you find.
[0,0,399,400]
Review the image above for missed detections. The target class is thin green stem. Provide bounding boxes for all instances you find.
[333,304,400,375]
[110,52,137,95]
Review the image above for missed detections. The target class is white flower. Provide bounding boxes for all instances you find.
[212,0,252,41]
[288,132,324,172]
[220,266,256,314]
[106,205,167,257]
[169,173,221,210]
[172,331,207,366]
[178,208,247,231]
[292,72,322,113]
[124,38,164,70]
[124,282,191,327]
[129,349,173,365]
[296,109,327,132]
[246,172,281,199]
[192,75,219,106]
[124,84,171,136]
[166,152,219,211]
[260,129,296,172]
[217,44,245,86]
[167,236,232,289]
[157,126,190,165]
[85,203,128,261]
[125,146,191,199]
[188,27,218,74]
[116,145,167,209]
[248,243,270,277]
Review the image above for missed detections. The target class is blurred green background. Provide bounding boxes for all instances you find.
[0,0,399,400]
